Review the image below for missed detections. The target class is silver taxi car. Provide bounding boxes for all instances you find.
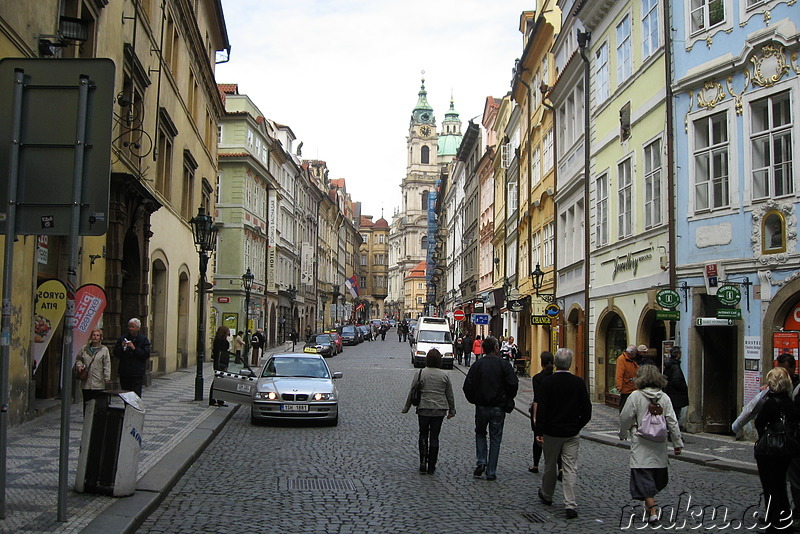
[211,350,342,425]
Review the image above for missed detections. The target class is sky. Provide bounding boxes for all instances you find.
[217,0,529,220]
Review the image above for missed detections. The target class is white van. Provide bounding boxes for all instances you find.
[411,316,455,369]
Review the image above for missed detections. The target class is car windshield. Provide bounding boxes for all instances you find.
[417,330,453,343]
[313,335,332,344]
[342,326,355,334]
[263,357,330,379]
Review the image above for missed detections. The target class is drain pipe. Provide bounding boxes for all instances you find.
[577,29,591,381]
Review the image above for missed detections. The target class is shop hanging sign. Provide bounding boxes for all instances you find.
[717,308,742,320]
[655,310,680,321]
[716,285,741,307]
[656,289,680,310]
[531,316,551,325]
[32,279,68,373]
[545,304,561,317]
[695,317,734,327]
[507,300,525,313]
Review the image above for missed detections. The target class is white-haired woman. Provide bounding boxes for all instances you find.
[619,364,683,523]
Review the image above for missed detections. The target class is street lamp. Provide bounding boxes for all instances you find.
[190,206,218,401]
[242,268,254,355]
[287,284,297,349]
[531,263,545,296]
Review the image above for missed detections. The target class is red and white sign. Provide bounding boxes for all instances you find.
[453,309,466,322]
[217,297,230,303]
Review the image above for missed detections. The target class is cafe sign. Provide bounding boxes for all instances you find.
[656,289,680,310]
[716,285,741,307]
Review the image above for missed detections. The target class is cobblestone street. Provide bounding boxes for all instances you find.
[138,339,765,534]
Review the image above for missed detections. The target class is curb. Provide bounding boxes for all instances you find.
[82,403,241,534]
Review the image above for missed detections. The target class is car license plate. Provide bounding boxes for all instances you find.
[282,404,309,412]
[236,383,251,393]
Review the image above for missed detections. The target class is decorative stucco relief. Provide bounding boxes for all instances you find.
[750,44,791,87]
[759,269,800,301]
[751,200,797,265]
[697,81,726,109]
[725,76,745,115]
[696,223,733,248]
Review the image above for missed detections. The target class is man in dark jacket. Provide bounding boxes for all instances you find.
[462,333,474,367]
[462,336,518,481]
[663,346,689,419]
[112,317,152,397]
[536,347,592,519]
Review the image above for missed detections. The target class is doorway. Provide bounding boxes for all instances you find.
[701,325,737,433]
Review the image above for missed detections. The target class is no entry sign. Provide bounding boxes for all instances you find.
[453,309,465,321]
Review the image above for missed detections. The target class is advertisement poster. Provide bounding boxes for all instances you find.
[773,331,799,363]
[71,284,107,367]
[744,336,762,404]
[32,279,67,373]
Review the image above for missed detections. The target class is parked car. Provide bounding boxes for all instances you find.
[303,333,336,358]
[340,325,361,345]
[211,352,342,425]
[356,324,372,341]
[326,331,344,353]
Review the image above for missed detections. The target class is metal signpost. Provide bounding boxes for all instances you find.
[0,59,114,521]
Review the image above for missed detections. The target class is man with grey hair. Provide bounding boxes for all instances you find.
[113,317,152,397]
[535,347,592,519]
[615,344,639,412]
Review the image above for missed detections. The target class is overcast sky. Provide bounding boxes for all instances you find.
[217,0,529,220]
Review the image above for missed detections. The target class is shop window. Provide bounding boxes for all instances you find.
[762,210,786,253]
[605,315,628,399]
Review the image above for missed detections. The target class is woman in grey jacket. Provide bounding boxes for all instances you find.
[402,349,456,474]
[75,329,112,412]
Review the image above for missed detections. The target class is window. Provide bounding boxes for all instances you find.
[693,112,729,211]
[247,130,254,148]
[421,190,429,209]
[360,276,367,288]
[360,233,368,243]
[181,150,197,219]
[156,129,174,199]
[188,70,198,121]
[532,148,541,187]
[543,222,554,267]
[417,296,423,305]
[618,159,633,238]
[379,234,385,244]
[690,0,725,33]
[762,210,786,254]
[751,92,793,199]
[642,0,659,58]
[373,254,385,265]
[644,140,663,228]
[543,130,553,171]
[418,283,424,290]
[508,181,518,212]
[532,230,541,268]
[597,174,609,245]
[421,145,430,164]
[596,44,610,103]
[616,15,632,83]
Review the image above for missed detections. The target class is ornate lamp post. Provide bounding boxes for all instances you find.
[242,268,254,355]
[531,263,545,296]
[190,206,218,401]
[287,284,297,349]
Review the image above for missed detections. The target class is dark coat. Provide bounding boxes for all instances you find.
[462,354,518,407]
[663,358,689,411]
[113,333,151,378]
[212,337,230,371]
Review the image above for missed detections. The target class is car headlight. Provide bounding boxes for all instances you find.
[255,391,278,400]
[312,392,335,401]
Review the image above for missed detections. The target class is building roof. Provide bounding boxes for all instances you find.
[374,217,389,228]
[406,261,427,280]
[360,216,374,228]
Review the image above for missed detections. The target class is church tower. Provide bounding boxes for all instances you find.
[437,95,463,164]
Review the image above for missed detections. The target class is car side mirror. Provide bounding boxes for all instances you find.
[240,368,255,378]
[333,372,343,379]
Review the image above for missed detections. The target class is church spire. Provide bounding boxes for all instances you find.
[410,72,435,126]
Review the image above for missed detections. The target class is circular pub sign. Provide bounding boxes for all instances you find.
[655,289,680,310]
[716,285,741,307]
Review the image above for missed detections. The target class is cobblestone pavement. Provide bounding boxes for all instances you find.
[138,339,766,534]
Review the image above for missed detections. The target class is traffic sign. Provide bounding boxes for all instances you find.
[472,313,490,325]
[453,309,466,321]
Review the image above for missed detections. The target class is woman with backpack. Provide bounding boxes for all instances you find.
[619,364,683,524]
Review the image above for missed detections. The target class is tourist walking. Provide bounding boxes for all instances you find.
[536,348,592,519]
[401,348,456,475]
[462,333,473,367]
[619,364,683,524]
[463,336,518,481]
[616,345,639,411]
[662,347,689,422]
[472,335,484,361]
[529,351,561,477]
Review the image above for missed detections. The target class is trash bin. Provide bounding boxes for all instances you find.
[75,391,145,497]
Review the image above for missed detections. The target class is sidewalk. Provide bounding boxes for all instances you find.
[452,361,759,476]
[0,342,292,534]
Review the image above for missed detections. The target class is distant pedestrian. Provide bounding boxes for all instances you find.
[753,367,797,533]
[662,347,688,422]
[113,318,151,397]
[75,328,111,412]
[619,364,683,524]
[472,335,484,361]
[616,345,639,412]
[463,336,518,481]
[529,351,561,477]
[209,325,230,407]
[305,325,313,342]
[462,333,473,367]
[455,336,464,365]
[637,344,654,366]
[402,348,456,475]
[250,328,265,366]
[536,348,592,519]
[233,331,245,357]
[380,322,388,341]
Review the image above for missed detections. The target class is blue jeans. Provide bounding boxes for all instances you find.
[475,405,506,477]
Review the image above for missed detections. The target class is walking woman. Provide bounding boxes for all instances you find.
[75,328,111,412]
[209,326,231,406]
[472,335,484,362]
[753,367,797,533]
[619,364,683,523]
[402,348,456,474]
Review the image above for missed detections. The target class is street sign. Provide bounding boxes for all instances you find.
[531,316,551,325]
[453,309,466,321]
[472,313,489,325]
[716,285,741,307]
[695,317,734,327]
[217,297,230,303]
[717,308,742,320]
[656,289,681,309]
[655,310,680,321]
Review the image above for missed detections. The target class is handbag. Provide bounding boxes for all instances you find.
[76,352,96,381]
[754,414,800,459]
[410,369,424,406]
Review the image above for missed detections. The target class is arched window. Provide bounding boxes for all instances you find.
[763,210,786,253]
[421,190,428,209]
[421,145,430,164]
[421,235,428,250]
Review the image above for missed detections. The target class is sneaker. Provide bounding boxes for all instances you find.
[473,464,486,478]
[538,489,553,506]
[648,506,660,523]
[565,509,578,519]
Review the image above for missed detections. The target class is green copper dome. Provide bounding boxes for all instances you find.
[437,96,462,157]
[410,77,435,126]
